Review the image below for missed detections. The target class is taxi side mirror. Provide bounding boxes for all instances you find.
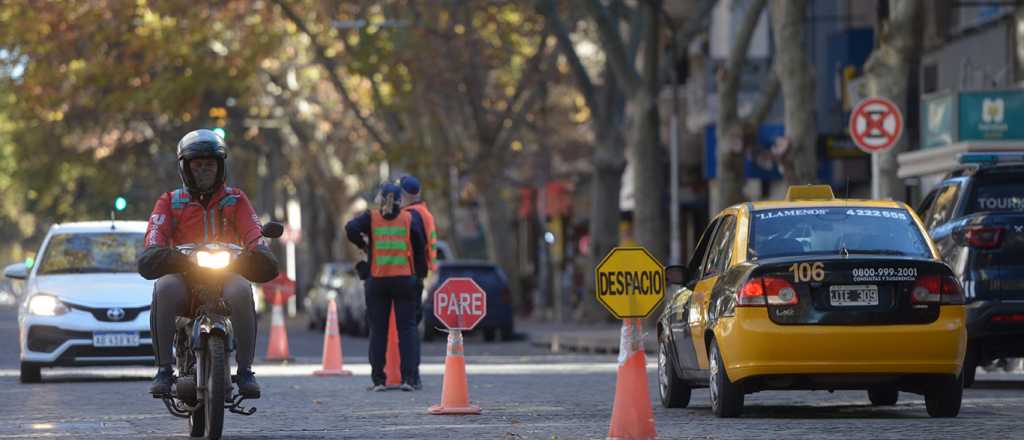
[666,265,689,286]
[4,262,28,280]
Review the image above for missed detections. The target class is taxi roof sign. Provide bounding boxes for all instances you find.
[595,247,665,319]
[785,185,835,201]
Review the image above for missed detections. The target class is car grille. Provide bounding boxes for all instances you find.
[65,303,150,322]
[27,325,151,352]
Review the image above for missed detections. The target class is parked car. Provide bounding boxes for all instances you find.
[916,152,1024,387]
[421,260,515,342]
[304,262,367,336]
[5,221,154,383]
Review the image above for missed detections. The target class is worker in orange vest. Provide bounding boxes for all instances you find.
[399,175,438,315]
[345,183,428,391]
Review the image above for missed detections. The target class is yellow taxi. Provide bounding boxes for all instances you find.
[656,185,966,418]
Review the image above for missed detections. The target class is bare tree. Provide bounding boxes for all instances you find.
[712,0,779,213]
[770,0,816,185]
[864,0,923,199]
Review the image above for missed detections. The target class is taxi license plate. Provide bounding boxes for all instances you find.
[93,332,139,347]
[829,285,879,306]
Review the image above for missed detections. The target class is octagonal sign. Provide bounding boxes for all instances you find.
[595,247,665,319]
[433,277,487,330]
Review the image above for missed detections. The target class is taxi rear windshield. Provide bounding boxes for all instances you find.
[749,207,931,259]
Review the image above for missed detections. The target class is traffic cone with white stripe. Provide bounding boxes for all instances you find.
[428,329,481,415]
[265,290,293,362]
[385,302,403,388]
[607,319,656,440]
[313,296,352,376]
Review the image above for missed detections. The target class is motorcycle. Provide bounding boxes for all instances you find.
[155,222,283,439]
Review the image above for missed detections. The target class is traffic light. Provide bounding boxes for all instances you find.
[24,257,34,269]
[114,196,127,212]
[211,127,227,139]
[209,106,228,139]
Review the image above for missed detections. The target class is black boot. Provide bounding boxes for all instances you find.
[149,366,174,396]
[236,368,261,398]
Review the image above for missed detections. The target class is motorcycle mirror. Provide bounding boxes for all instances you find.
[261,222,284,239]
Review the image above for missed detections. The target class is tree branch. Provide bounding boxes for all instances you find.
[271,0,392,149]
[585,0,641,94]
[742,73,779,130]
[536,0,597,113]
[719,0,767,123]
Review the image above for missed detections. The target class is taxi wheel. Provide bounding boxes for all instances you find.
[925,375,963,418]
[20,362,41,384]
[658,337,691,408]
[867,388,898,406]
[709,341,743,417]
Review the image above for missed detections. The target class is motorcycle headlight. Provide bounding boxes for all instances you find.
[28,294,68,316]
[196,251,231,269]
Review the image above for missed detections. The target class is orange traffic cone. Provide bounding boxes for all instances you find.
[313,296,353,376]
[265,290,292,362]
[607,319,656,440]
[384,301,402,388]
[428,330,481,415]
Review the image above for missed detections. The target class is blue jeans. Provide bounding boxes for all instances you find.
[364,276,421,385]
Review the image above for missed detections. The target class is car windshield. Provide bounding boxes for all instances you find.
[37,232,145,274]
[749,207,931,259]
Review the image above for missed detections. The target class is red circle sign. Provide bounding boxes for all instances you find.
[849,97,903,153]
[433,277,487,330]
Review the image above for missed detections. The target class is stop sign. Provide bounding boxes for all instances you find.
[433,277,487,330]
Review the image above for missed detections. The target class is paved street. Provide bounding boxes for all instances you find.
[2,306,1024,439]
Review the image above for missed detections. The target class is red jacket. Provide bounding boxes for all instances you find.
[138,185,277,282]
[144,185,265,249]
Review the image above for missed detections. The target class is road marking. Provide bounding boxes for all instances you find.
[0,361,659,378]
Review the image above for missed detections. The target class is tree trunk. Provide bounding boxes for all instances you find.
[578,125,627,322]
[770,0,818,185]
[474,172,523,312]
[864,0,923,199]
[712,0,768,213]
[630,1,668,264]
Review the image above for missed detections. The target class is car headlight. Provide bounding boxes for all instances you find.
[28,294,68,316]
[196,251,231,269]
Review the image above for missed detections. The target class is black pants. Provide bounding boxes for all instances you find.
[150,274,257,370]
[364,276,421,385]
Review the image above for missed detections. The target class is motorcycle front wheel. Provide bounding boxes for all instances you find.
[204,335,227,440]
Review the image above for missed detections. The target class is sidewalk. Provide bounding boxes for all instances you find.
[524,318,658,354]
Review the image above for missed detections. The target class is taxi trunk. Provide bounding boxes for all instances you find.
[718,256,966,384]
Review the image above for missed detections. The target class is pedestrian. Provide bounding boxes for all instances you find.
[345,182,428,391]
[399,174,438,324]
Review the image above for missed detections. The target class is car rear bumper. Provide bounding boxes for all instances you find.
[20,310,154,366]
[717,306,966,383]
[965,299,1024,358]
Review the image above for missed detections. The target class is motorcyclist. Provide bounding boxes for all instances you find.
[138,129,279,397]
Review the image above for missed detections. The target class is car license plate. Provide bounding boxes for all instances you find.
[829,285,879,306]
[93,332,139,347]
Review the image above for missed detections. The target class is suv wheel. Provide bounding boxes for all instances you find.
[20,362,41,383]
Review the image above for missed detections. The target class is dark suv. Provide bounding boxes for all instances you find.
[917,153,1024,386]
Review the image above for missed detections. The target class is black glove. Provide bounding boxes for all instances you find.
[355,260,370,280]
[137,247,193,280]
[232,245,279,283]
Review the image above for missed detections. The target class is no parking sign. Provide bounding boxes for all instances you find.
[849,97,904,154]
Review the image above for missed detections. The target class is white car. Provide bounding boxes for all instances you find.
[4,221,154,383]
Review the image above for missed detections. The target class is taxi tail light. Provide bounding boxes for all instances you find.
[911,275,963,305]
[963,225,1004,249]
[738,277,797,307]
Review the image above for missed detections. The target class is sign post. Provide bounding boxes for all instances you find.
[595,246,664,439]
[849,97,904,199]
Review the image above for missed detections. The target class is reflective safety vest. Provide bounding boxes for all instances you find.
[404,202,438,271]
[369,210,414,277]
